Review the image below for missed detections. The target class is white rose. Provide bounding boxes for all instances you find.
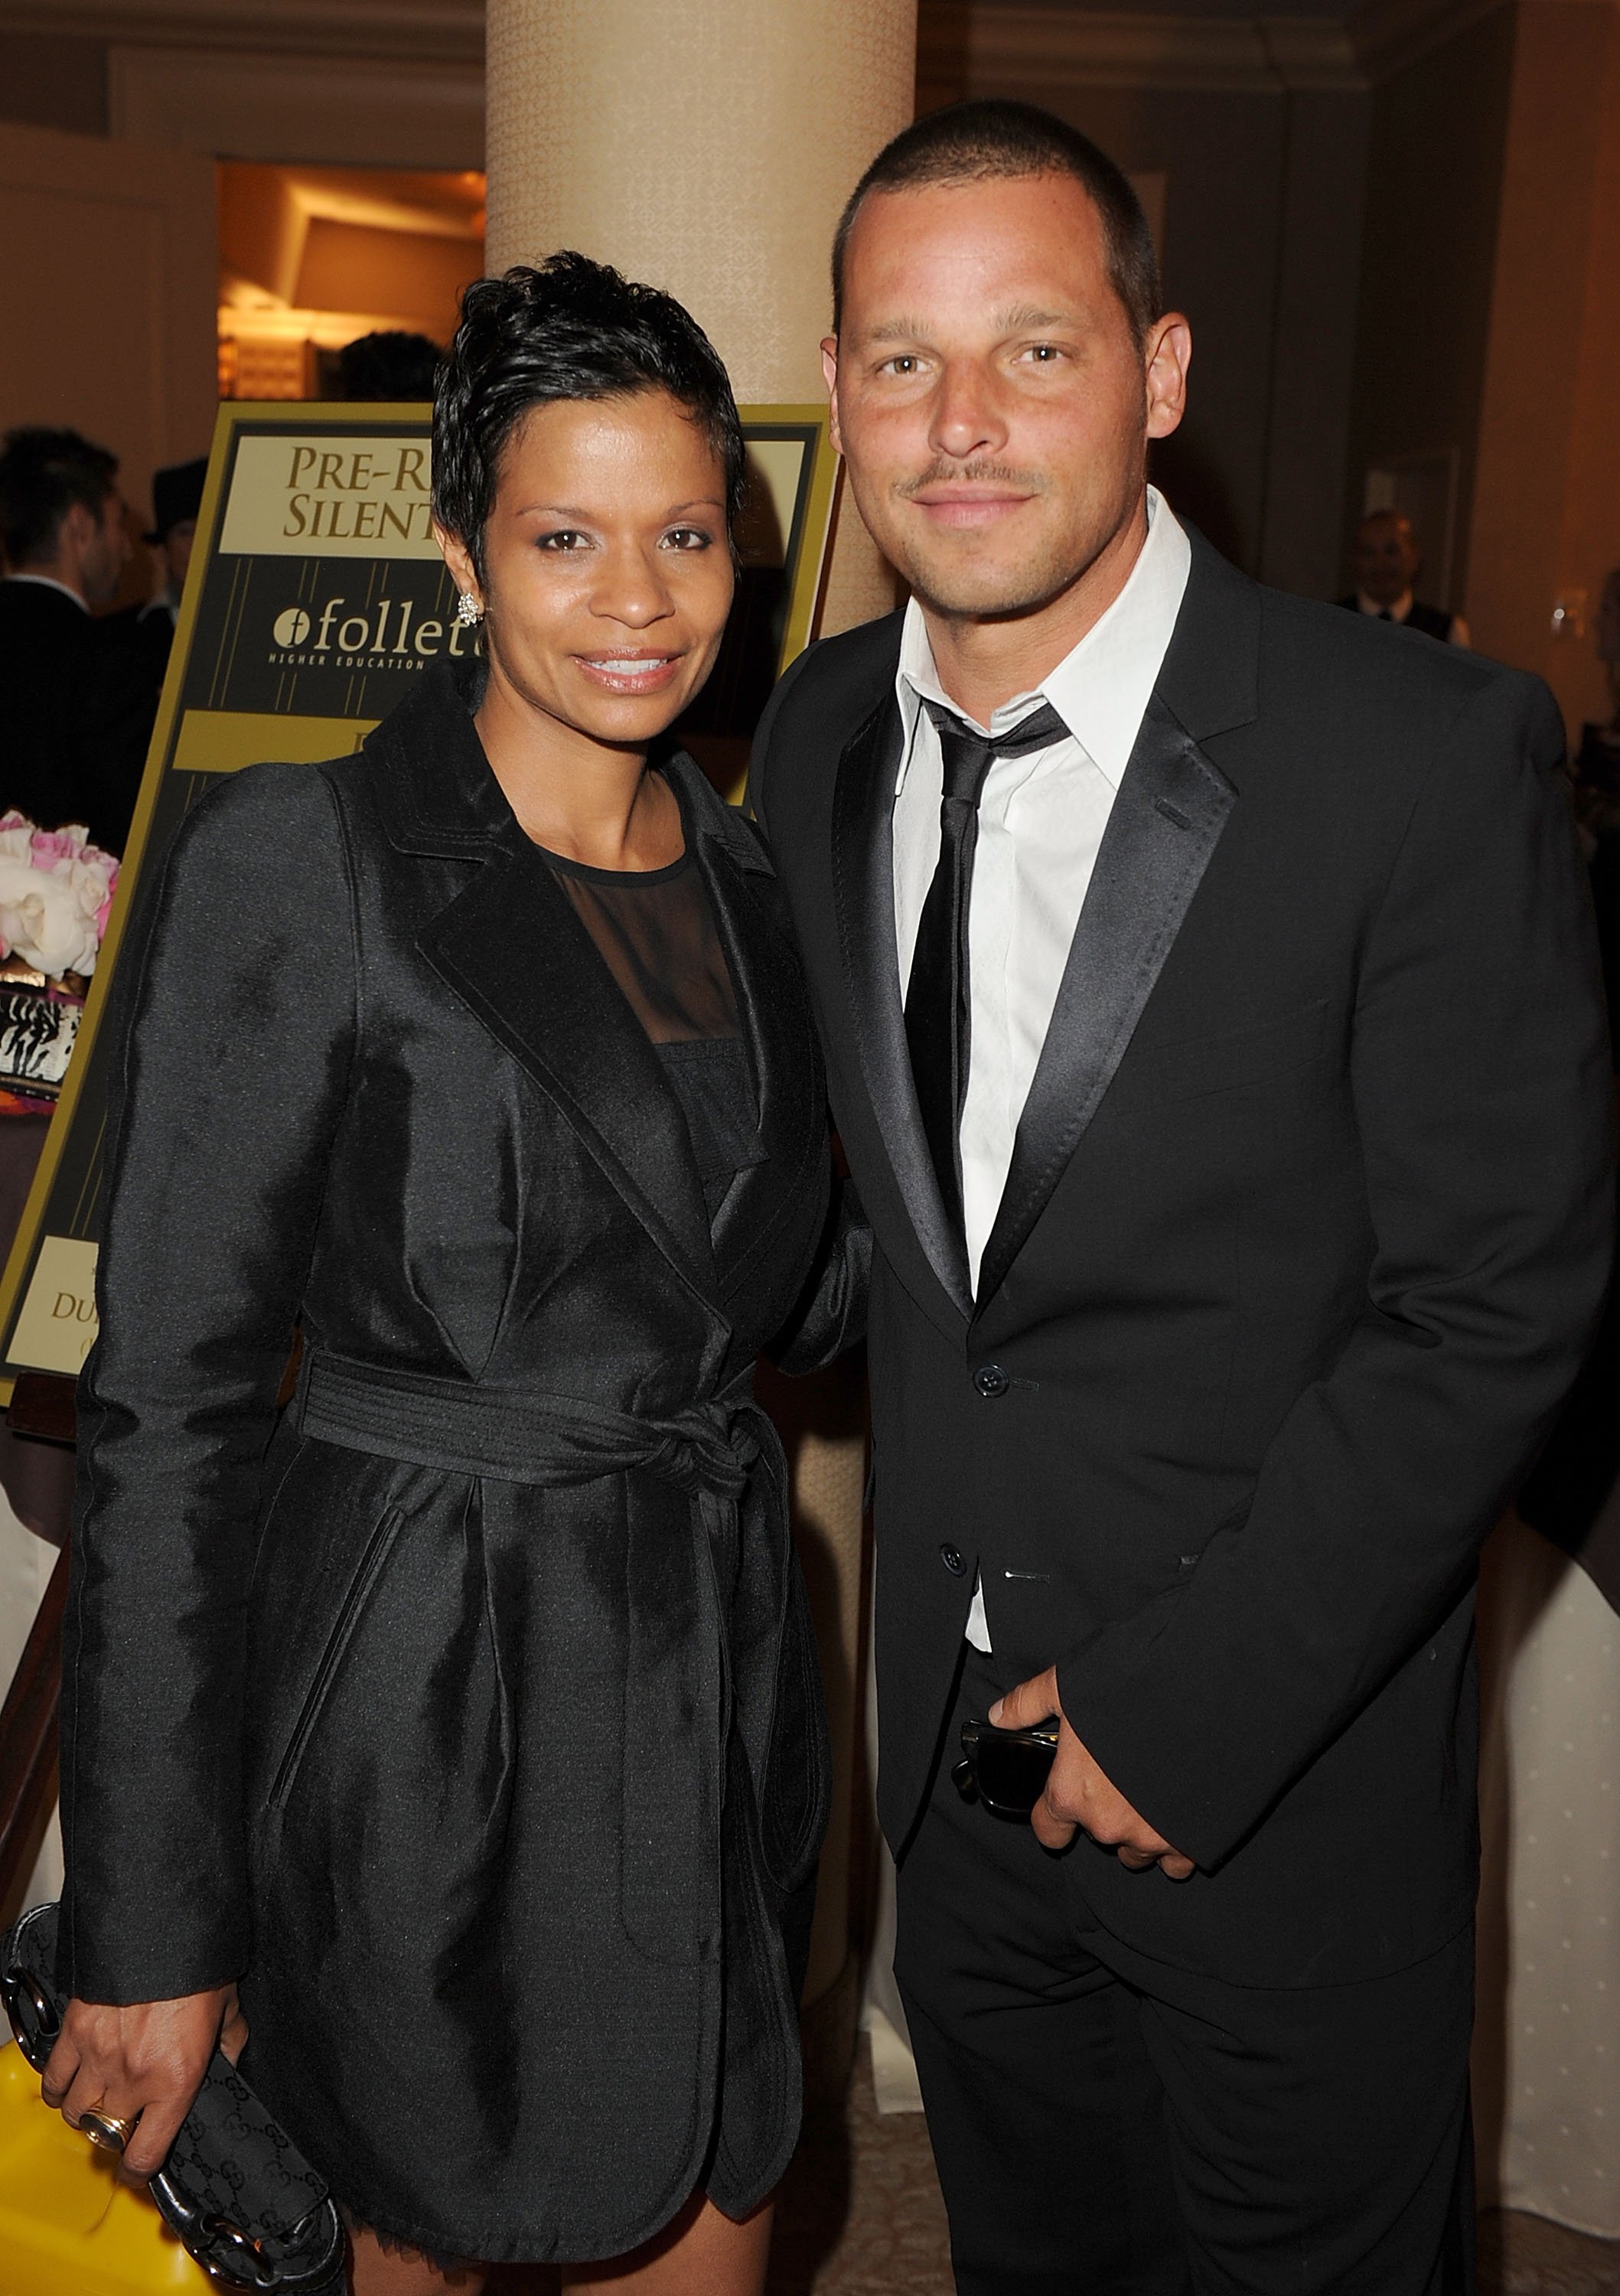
[0,856,101,976]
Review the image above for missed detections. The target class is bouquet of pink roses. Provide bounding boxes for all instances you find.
[0,814,119,980]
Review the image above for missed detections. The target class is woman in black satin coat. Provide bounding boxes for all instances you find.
[43,257,863,2294]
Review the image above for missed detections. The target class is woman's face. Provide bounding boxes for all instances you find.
[447,388,735,749]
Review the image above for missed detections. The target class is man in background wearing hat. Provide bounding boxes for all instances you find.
[124,455,206,701]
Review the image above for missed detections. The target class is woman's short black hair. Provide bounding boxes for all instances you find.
[433,253,746,578]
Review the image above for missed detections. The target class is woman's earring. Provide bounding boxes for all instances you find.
[455,591,484,628]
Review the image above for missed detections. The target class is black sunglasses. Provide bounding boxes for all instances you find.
[953,1714,1060,1818]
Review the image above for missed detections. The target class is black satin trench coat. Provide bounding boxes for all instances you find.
[57,663,859,2264]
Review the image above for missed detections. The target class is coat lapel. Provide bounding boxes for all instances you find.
[419,847,718,1306]
[973,532,1257,1313]
[973,696,1237,1308]
[675,763,823,1296]
[370,664,719,1309]
[831,694,973,1321]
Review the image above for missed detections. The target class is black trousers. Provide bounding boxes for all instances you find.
[893,1649,1476,2296]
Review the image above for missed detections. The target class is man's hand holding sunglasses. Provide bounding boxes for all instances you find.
[990,1667,1196,1879]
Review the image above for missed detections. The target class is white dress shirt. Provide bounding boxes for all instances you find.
[892,488,1191,1649]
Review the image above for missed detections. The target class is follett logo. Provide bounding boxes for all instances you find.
[267,595,471,667]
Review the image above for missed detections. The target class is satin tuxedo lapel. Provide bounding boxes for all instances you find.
[832,695,973,1322]
[974,696,1237,1309]
[973,533,1257,1312]
[369,676,718,1309]
[677,765,823,1297]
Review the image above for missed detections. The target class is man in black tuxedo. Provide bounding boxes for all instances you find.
[0,426,155,854]
[118,454,207,703]
[750,101,1611,2294]
[1338,508,1469,645]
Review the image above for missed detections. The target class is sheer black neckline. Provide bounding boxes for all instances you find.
[533,845,693,889]
[527,784,763,1215]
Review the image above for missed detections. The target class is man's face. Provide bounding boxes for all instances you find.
[81,490,131,607]
[824,173,1185,624]
[163,517,197,595]
[1351,514,1420,608]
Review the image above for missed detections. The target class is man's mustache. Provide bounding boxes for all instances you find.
[896,460,1048,499]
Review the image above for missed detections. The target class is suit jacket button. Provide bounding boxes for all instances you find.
[974,1362,1010,1398]
[940,1544,966,1577]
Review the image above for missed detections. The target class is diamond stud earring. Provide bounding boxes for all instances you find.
[455,591,484,628]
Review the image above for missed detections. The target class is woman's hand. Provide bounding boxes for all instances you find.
[40,1983,248,2183]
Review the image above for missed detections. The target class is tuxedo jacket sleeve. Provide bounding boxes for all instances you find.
[1055,668,1610,1867]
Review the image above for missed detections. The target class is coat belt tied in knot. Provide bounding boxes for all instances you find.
[641,1402,760,1499]
[297,1349,764,1499]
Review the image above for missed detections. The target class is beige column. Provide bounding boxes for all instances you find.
[486,0,914,634]
[484,0,914,2072]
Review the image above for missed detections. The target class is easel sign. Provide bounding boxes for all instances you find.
[0,399,836,1392]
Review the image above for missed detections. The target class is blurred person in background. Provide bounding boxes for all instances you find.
[336,329,443,401]
[1340,507,1471,646]
[121,455,207,700]
[1566,569,1620,1037]
[0,426,156,857]
[1516,563,1620,1558]
[1573,566,1620,823]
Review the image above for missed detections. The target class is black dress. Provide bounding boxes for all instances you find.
[543,838,765,1220]
[58,661,866,2265]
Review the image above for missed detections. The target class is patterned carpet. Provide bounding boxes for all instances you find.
[765,2043,1620,2295]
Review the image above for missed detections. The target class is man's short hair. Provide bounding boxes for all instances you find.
[832,99,1162,349]
[0,426,119,568]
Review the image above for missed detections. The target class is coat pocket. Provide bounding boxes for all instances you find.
[268,1508,405,1812]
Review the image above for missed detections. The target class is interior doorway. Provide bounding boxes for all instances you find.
[218,161,486,400]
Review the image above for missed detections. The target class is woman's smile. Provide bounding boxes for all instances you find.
[572,648,686,693]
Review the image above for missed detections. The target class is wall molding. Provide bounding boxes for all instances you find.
[109,44,482,167]
[1348,0,1508,77]
[918,6,1364,96]
[919,0,1619,101]
[9,0,1618,119]
[0,0,481,64]
[1349,0,1616,83]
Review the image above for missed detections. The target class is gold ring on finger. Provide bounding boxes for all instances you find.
[79,2107,138,2154]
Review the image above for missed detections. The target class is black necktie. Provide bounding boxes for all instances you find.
[905,700,1068,1231]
